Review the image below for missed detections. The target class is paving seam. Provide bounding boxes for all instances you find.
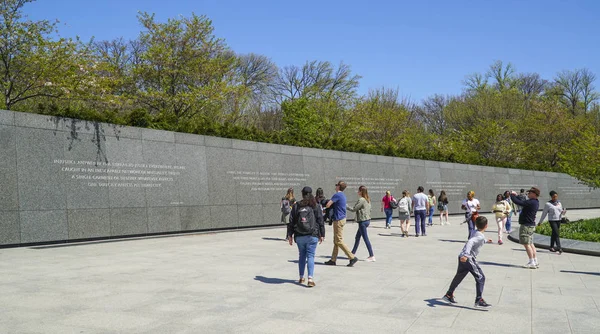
[565,309,574,334]
[530,270,533,334]
[403,308,425,333]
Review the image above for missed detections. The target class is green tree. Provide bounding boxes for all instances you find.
[133,12,234,127]
[0,0,84,110]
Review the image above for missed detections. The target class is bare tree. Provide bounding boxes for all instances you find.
[554,69,583,115]
[487,60,517,91]
[420,94,451,135]
[463,72,488,94]
[552,69,600,114]
[271,60,360,105]
[516,72,547,99]
[580,68,599,112]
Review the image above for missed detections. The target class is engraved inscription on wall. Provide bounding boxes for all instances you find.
[227,170,309,191]
[54,160,186,188]
[337,176,402,195]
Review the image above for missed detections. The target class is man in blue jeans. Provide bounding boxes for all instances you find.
[412,186,429,237]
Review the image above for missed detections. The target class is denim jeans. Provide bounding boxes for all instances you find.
[505,212,513,232]
[296,235,318,278]
[414,210,427,235]
[352,220,374,257]
[428,207,434,225]
[384,208,393,227]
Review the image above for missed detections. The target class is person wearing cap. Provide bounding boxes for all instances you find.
[511,187,540,269]
[287,186,325,287]
[324,181,358,267]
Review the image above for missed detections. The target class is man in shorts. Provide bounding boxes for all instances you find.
[511,187,540,269]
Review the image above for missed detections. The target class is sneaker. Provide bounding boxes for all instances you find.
[347,257,358,267]
[474,298,491,308]
[298,277,305,284]
[442,294,457,304]
[486,239,493,244]
[415,234,419,237]
[367,256,376,262]
[523,263,537,269]
[534,260,539,268]
[307,278,315,287]
[324,260,336,266]
[549,248,557,252]
[558,249,563,255]
[498,240,503,245]
[422,234,427,236]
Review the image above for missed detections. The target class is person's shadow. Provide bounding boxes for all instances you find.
[262,237,287,242]
[254,275,298,285]
[424,298,488,311]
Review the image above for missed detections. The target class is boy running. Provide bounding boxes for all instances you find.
[442,216,491,308]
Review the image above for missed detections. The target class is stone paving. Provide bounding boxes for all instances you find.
[1,209,600,333]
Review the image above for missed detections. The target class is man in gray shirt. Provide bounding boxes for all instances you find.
[443,216,491,308]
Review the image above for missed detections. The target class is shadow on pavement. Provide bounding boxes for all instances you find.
[560,270,600,276]
[479,261,523,268]
[378,233,404,237]
[262,237,287,241]
[438,239,465,243]
[424,298,488,311]
[288,260,328,266]
[254,275,298,285]
[317,256,349,260]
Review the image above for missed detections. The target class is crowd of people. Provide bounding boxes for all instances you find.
[281,182,567,307]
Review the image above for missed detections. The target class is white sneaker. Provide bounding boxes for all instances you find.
[534,260,539,268]
[367,256,376,262]
[523,262,537,269]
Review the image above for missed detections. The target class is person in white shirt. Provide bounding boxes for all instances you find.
[538,190,566,254]
[461,191,480,239]
[412,186,430,237]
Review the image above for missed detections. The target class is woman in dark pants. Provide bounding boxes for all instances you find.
[348,185,375,262]
[538,190,566,254]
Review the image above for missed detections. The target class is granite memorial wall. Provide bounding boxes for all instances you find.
[1,109,599,246]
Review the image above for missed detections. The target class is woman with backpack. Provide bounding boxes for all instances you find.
[438,190,449,225]
[281,188,296,238]
[287,186,325,287]
[427,189,437,226]
[381,191,396,229]
[491,194,511,245]
[348,185,375,262]
[398,190,412,237]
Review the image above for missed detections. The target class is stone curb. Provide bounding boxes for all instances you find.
[508,228,600,257]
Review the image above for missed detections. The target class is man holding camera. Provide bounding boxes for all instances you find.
[511,187,540,269]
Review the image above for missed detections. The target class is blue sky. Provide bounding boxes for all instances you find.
[24,0,600,101]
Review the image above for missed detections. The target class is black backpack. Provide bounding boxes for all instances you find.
[389,198,398,209]
[294,205,316,235]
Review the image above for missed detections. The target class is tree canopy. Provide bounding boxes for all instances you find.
[4,0,600,188]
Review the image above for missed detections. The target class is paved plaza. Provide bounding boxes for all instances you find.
[1,210,600,333]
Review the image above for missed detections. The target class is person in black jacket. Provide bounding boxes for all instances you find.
[511,187,540,269]
[287,186,325,287]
